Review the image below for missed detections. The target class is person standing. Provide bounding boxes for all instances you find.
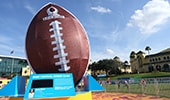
[107,77,111,84]
[124,80,129,89]
[140,79,146,95]
[28,89,34,98]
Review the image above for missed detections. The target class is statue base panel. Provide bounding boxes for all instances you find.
[40,92,92,100]
[0,92,92,100]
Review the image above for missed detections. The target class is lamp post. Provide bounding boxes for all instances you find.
[10,50,14,76]
[0,58,2,75]
[11,57,14,74]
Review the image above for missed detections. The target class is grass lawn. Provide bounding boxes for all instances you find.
[103,83,170,98]
[99,72,170,98]
[105,72,170,80]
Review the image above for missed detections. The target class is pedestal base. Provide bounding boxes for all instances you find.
[40,92,92,100]
[1,92,92,100]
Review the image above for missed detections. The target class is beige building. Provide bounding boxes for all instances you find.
[130,48,170,73]
[120,67,132,73]
[21,66,33,77]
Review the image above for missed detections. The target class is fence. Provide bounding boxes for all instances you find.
[102,77,170,98]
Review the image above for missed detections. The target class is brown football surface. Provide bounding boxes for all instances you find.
[26,3,90,86]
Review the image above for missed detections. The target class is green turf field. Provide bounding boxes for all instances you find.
[100,72,170,98]
[103,81,170,98]
[106,72,170,80]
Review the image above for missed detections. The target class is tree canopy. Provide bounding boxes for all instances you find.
[88,58,127,76]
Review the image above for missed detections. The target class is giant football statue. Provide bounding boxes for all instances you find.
[25,3,90,86]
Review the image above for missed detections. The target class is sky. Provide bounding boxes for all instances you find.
[1,0,170,62]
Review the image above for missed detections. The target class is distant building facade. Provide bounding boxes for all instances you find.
[130,48,170,73]
[0,55,28,77]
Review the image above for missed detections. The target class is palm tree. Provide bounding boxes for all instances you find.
[145,46,151,55]
[145,46,152,72]
[123,61,128,73]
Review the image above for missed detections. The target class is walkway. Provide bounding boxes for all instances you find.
[92,92,169,100]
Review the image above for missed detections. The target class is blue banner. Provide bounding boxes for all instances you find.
[24,73,75,99]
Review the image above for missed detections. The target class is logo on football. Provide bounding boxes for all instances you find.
[25,3,90,86]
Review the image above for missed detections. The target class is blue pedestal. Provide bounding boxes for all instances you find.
[84,74,105,91]
[24,73,76,99]
[0,76,26,97]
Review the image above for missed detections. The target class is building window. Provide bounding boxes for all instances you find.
[148,66,154,72]
[0,56,28,78]
[156,65,161,71]
[155,58,158,61]
[163,64,170,71]
[152,59,155,62]
[164,57,166,60]
[150,59,152,62]
[158,58,161,61]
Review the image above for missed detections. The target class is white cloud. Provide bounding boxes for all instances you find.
[91,48,129,62]
[106,49,114,54]
[91,51,112,62]
[91,5,111,14]
[127,0,170,34]
[0,34,13,44]
[24,4,36,15]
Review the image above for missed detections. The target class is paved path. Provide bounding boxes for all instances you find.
[92,92,169,100]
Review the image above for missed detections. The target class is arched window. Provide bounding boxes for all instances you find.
[148,66,154,72]
[158,58,161,61]
[164,57,166,60]
[150,59,152,62]
[163,64,170,72]
[152,59,155,62]
[156,65,161,71]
